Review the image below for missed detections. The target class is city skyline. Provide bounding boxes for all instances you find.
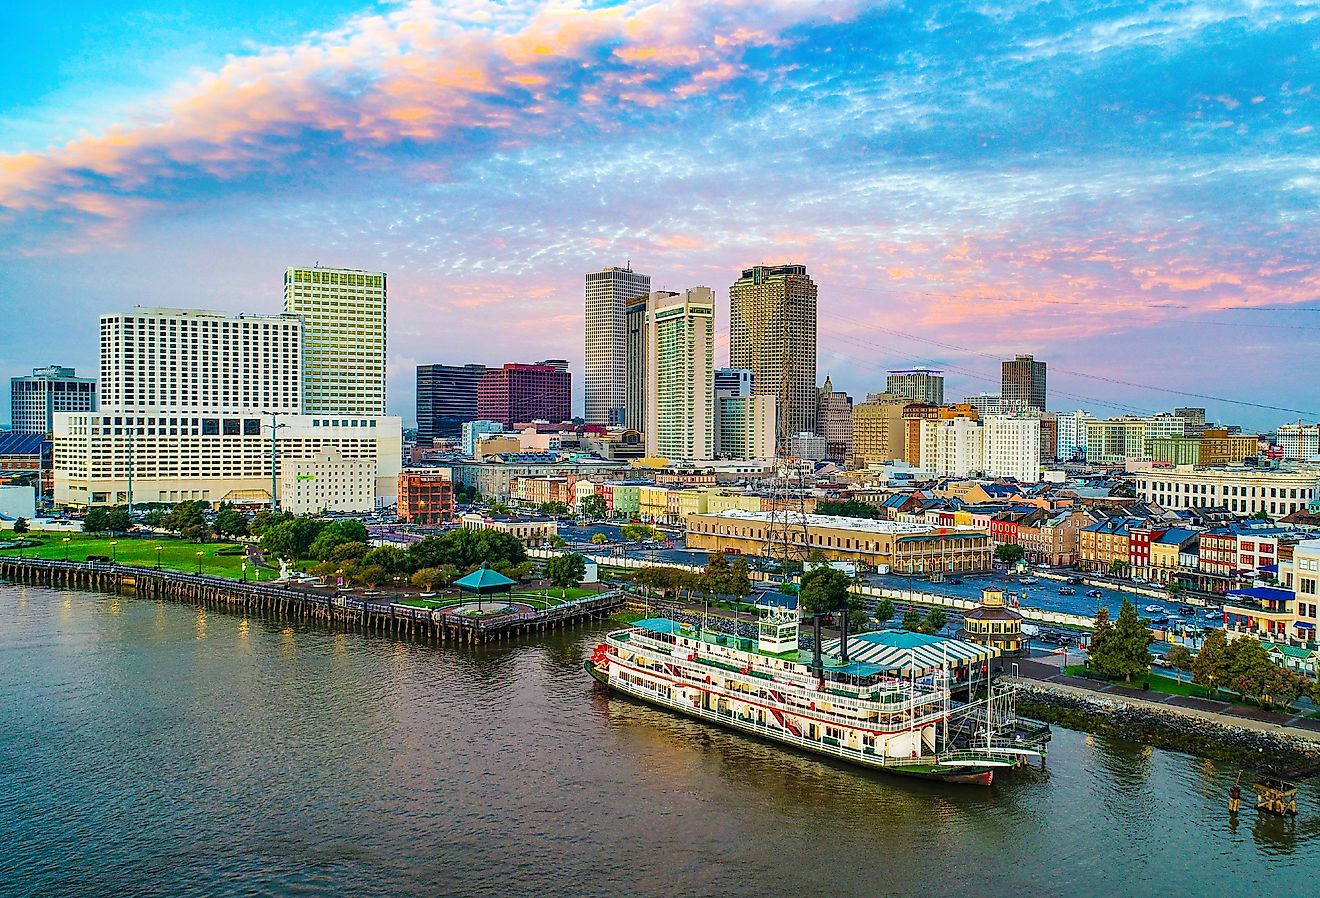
[1,1,1318,430]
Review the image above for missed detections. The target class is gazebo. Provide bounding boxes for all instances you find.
[454,565,517,611]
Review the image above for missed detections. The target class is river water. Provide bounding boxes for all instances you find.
[1,583,1314,898]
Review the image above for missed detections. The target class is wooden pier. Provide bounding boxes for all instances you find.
[0,557,623,645]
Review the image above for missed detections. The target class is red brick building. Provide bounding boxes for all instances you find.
[397,470,454,525]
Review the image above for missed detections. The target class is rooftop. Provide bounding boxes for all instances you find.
[692,509,983,536]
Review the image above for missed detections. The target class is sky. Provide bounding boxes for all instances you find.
[1,0,1317,431]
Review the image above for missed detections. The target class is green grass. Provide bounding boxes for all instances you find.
[0,533,253,580]
[1065,664,1222,698]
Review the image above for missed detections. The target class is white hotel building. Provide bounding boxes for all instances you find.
[1134,465,1320,519]
[54,306,400,510]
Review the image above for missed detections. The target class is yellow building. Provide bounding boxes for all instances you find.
[706,491,762,514]
[852,394,907,466]
[685,510,992,573]
[1199,429,1260,466]
[962,588,1024,655]
[638,484,670,522]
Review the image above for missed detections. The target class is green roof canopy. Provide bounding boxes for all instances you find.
[454,566,517,593]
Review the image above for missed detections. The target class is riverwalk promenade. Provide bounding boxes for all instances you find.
[0,557,623,644]
[1009,655,1320,742]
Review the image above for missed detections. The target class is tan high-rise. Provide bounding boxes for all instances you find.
[729,264,817,443]
[852,392,908,465]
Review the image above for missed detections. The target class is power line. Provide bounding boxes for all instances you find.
[823,312,1320,418]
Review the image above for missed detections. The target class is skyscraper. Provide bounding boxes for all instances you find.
[585,265,651,425]
[816,375,853,460]
[10,365,97,435]
[416,363,487,444]
[885,367,944,404]
[1001,354,1047,412]
[644,288,715,460]
[283,266,387,415]
[623,291,660,433]
[729,263,818,442]
[476,363,571,427]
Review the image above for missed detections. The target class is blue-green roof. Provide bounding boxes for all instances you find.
[454,567,517,591]
[632,617,685,635]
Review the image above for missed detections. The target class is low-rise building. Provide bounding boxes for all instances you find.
[1133,465,1318,518]
[459,512,556,545]
[684,510,992,573]
[398,469,454,525]
[280,449,378,515]
[962,588,1024,655]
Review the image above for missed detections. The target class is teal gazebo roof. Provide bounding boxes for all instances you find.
[454,566,517,593]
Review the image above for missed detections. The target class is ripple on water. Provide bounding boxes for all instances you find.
[0,584,1313,898]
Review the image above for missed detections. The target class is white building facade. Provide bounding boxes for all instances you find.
[983,415,1041,483]
[1133,466,1320,518]
[644,288,715,460]
[920,417,984,478]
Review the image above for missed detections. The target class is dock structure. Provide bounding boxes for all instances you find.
[0,558,622,645]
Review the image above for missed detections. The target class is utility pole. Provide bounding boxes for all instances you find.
[265,412,287,512]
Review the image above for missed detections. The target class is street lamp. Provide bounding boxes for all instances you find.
[62,536,71,561]
[241,560,248,583]
[155,545,163,569]
[196,550,204,575]
[109,541,118,564]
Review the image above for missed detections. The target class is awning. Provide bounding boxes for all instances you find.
[821,630,1000,676]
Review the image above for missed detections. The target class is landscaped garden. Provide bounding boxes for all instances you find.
[0,533,252,579]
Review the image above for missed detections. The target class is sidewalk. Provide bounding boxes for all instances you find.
[1010,656,1320,742]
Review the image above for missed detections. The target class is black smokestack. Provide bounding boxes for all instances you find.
[840,605,850,664]
[812,614,823,672]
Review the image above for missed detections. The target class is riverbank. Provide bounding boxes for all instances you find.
[1011,679,1320,774]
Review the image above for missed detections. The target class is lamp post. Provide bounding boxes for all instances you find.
[241,560,248,583]
[196,551,204,575]
[263,412,287,512]
[62,536,70,561]
[155,545,163,569]
[109,541,118,564]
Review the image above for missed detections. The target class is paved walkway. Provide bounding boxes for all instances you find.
[1010,656,1320,743]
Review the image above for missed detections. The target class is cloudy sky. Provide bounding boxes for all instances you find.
[1,0,1317,430]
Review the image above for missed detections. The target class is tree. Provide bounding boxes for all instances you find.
[814,499,882,520]
[590,532,607,545]
[620,523,655,542]
[1093,599,1152,682]
[701,552,733,599]
[105,506,133,534]
[873,596,895,626]
[549,534,567,548]
[328,541,369,563]
[353,564,387,588]
[362,545,412,575]
[580,494,608,520]
[1310,675,1320,710]
[1166,644,1194,684]
[162,501,211,542]
[727,558,753,606]
[307,520,368,560]
[213,503,249,538]
[994,543,1025,566]
[12,517,28,534]
[801,566,865,631]
[1191,628,1230,696]
[250,509,294,538]
[1262,665,1305,711]
[901,609,923,631]
[921,609,948,635]
[545,553,587,596]
[1086,606,1114,674]
[1225,637,1272,701]
[83,507,111,534]
[411,565,458,592]
[1108,558,1131,578]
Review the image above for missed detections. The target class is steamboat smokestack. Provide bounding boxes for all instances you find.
[839,605,850,664]
[812,614,823,672]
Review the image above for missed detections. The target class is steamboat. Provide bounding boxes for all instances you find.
[586,607,1050,785]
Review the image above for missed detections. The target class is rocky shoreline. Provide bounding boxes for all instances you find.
[1015,683,1320,775]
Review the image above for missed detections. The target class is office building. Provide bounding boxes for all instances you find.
[11,365,97,435]
[817,375,853,460]
[983,415,1042,483]
[1085,414,1186,465]
[416,363,487,444]
[585,265,651,425]
[1278,424,1320,461]
[1174,407,1207,437]
[281,449,378,515]
[98,308,302,414]
[477,362,571,427]
[1055,409,1095,462]
[1134,466,1319,519]
[715,368,754,397]
[886,367,944,404]
[964,393,1017,417]
[461,420,505,457]
[852,393,907,465]
[284,266,387,414]
[715,394,776,460]
[729,263,818,439]
[55,413,401,508]
[1001,355,1047,412]
[644,288,715,460]
[625,291,672,434]
[920,417,984,478]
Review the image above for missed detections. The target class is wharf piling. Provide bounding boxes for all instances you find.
[0,558,623,645]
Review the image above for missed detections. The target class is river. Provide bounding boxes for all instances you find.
[0,583,1313,897]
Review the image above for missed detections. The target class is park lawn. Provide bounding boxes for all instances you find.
[0,533,251,579]
[1064,664,1216,698]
